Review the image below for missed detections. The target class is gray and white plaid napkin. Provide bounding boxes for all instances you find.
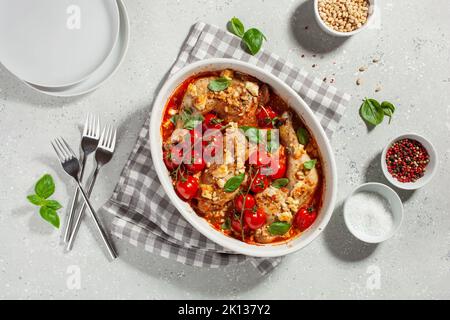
[101,22,351,275]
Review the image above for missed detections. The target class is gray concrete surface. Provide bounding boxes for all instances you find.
[0,0,449,299]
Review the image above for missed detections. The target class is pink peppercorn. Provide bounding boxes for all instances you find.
[385,138,430,183]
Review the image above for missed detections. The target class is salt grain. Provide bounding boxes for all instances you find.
[346,191,394,238]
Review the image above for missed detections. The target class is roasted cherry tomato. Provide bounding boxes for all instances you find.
[249,150,272,168]
[294,207,318,232]
[244,207,267,230]
[203,113,224,130]
[262,148,287,180]
[234,194,256,214]
[250,173,270,193]
[256,106,278,128]
[163,144,185,170]
[185,150,206,173]
[188,128,202,146]
[176,176,199,200]
[231,216,249,233]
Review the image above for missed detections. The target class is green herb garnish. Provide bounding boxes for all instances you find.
[173,107,204,130]
[360,98,396,126]
[208,77,231,92]
[223,173,245,192]
[268,222,291,235]
[303,159,317,170]
[229,17,245,38]
[296,127,309,145]
[272,178,289,188]
[221,217,231,230]
[381,101,396,124]
[227,18,266,55]
[27,174,62,228]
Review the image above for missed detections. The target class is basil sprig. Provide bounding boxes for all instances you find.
[27,174,62,228]
[272,178,289,188]
[360,98,396,126]
[296,127,309,145]
[171,107,204,130]
[268,222,291,235]
[229,17,245,38]
[228,17,266,55]
[224,173,245,192]
[208,77,231,92]
[303,159,317,170]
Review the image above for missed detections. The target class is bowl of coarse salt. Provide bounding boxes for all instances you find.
[344,182,403,243]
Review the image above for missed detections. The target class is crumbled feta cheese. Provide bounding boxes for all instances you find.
[200,184,214,199]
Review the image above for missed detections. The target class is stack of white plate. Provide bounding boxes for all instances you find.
[0,0,129,97]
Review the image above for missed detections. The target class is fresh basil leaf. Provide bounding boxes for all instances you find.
[27,194,44,206]
[242,28,266,55]
[44,200,62,210]
[229,17,245,38]
[221,217,231,230]
[240,126,261,144]
[272,178,289,188]
[183,115,204,130]
[303,159,317,170]
[35,174,55,199]
[170,115,179,125]
[224,173,245,192]
[268,222,291,235]
[39,206,60,228]
[381,101,395,124]
[360,98,384,126]
[208,77,231,92]
[296,127,309,145]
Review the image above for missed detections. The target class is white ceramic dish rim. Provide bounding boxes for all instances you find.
[0,0,120,88]
[313,0,376,37]
[21,0,129,97]
[380,133,438,190]
[149,58,338,257]
[343,182,404,243]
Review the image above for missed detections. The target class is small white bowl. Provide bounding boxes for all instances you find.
[313,0,376,37]
[381,133,438,190]
[344,182,403,244]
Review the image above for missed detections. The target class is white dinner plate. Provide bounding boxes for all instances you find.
[23,0,129,97]
[0,0,119,88]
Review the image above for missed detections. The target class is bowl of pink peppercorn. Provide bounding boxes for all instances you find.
[381,133,438,190]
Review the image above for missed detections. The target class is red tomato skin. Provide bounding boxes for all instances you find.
[203,113,223,130]
[185,151,206,173]
[163,150,177,171]
[250,174,270,193]
[176,176,199,200]
[234,194,256,213]
[249,150,272,168]
[294,207,318,232]
[231,218,249,233]
[256,106,278,128]
[244,208,267,230]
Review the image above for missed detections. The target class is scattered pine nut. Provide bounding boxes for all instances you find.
[359,66,367,72]
[356,78,362,85]
[375,85,382,92]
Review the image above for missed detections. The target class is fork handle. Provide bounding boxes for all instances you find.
[66,167,100,251]
[63,154,86,243]
[76,181,118,260]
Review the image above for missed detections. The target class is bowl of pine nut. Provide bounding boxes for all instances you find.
[314,0,375,37]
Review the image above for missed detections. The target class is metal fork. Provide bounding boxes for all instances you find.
[63,114,100,243]
[51,137,118,260]
[66,125,117,251]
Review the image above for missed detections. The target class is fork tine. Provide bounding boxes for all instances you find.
[55,138,69,161]
[82,114,89,136]
[99,126,106,146]
[51,140,63,161]
[60,137,77,158]
[111,129,117,151]
[95,116,100,139]
[107,125,113,148]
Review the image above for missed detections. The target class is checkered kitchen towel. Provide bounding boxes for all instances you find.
[101,22,351,275]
